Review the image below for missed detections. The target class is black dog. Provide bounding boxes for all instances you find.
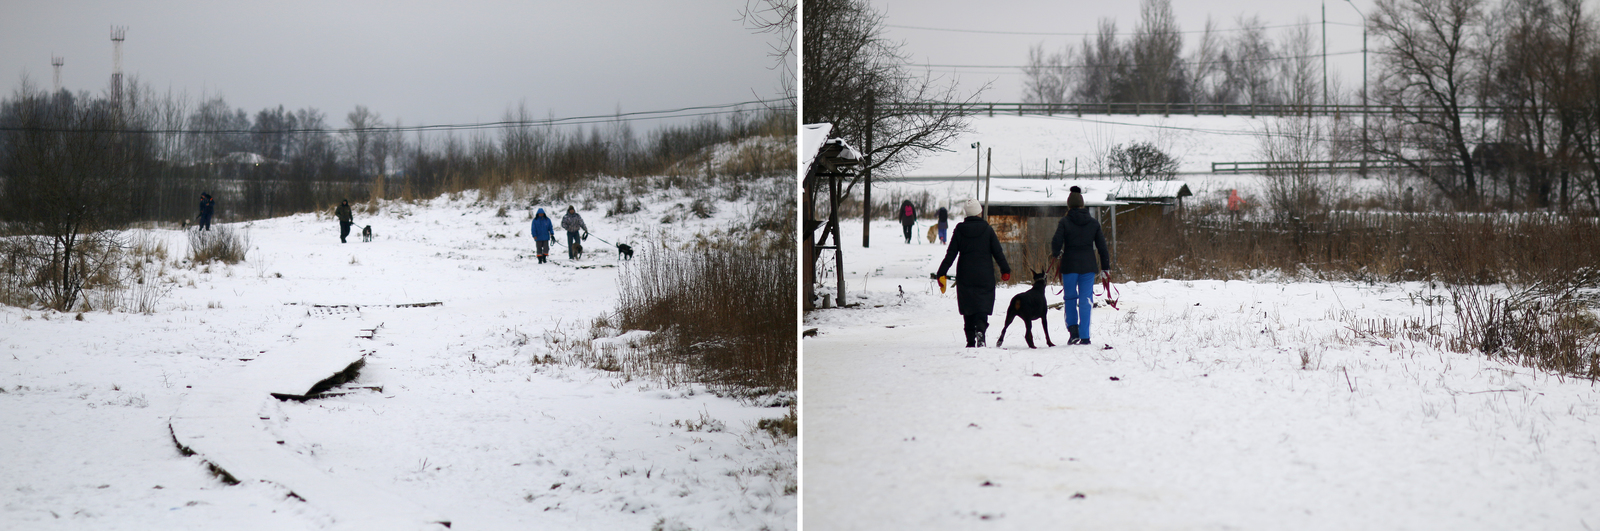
[996,270,1054,348]
[617,243,633,260]
[361,225,373,242]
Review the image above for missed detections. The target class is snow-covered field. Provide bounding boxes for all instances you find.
[803,219,1600,530]
[1,177,795,530]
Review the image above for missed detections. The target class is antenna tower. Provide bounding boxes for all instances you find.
[110,26,126,108]
[51,55,64,93]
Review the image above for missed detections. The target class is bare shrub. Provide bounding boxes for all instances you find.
[188,226,250,264]
[1449,273,1600,379]
[614,240,796,392]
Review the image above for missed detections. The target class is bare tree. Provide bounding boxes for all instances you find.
[1128,0,1186,103]
[741,0,797,107]
[1075,19,1128,103]
[1186,17,1225,103]
[0,84,144,310]
[1369,0,1489,207]
[1022,42,1077,104]
[344,105,381,180]
[1279,17,1321,106]
[802,0,982,177]
[1221,15,1279,105]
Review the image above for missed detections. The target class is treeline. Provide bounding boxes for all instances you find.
[1022,0,1323,106]
[1025,0,1600,212]
[0,80,792,226]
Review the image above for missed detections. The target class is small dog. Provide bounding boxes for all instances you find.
[996,270,1054,348]
[926,225,938,243]
[361,225,373,242]
[617,243,634,260]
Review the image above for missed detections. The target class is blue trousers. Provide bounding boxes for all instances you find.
[567,230,582,258]
[1061,272,1096,339]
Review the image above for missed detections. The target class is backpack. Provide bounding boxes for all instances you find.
[903,204,915,218]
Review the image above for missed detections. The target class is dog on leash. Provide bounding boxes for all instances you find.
[616,243,634,260]
[926,225,938,243]
[996,270,1055,348]
[361,225,373,242]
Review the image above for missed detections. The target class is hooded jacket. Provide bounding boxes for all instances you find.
[937,216,1011,288]
[561,211,587,232]
[1051,208,1110,274]
[531,209,554,241]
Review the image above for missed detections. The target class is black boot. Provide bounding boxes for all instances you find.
[963,316,977,348]
[975,320,988,347]
[975,330,986,347]
[1068,325,1080,343]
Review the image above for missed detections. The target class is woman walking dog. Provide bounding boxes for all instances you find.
[1050,186,1111,345]
[935,199,1011,348]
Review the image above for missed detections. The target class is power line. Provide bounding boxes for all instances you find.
[905,50,1364,71]
[885,20,1361,37]
[0,98,794,135]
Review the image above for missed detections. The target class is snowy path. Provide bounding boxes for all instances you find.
[169,316,450,530]
[803,220,1600,530]
[2,184,794,530]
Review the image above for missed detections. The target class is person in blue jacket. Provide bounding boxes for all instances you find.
[530,208,554,263]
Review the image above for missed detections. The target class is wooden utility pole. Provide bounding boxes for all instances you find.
[863,94,874,248]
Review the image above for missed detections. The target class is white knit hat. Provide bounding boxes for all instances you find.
[964,199,982,217]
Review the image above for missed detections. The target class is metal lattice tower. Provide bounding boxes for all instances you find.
[51,55,63,93]
[110,26,126,108]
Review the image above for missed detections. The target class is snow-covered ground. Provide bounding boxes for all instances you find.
[1,177,795,530]
[802,219,1600,530]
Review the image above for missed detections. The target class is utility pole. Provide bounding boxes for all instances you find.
[1346,0,1369,177]
[863,94,874,247]
[1321,2,1328,107]
[972,141,982,201]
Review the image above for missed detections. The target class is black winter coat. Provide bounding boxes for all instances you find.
[937,216,1011,315]
[1050,208,1110,274]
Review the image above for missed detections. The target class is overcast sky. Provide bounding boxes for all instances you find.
[0,0,786,130]
[870,0,1375,103]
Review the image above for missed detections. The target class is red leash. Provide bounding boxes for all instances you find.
[1101,276,1120,310]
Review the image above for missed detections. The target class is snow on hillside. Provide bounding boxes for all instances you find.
[803,219,1600,530]
[0,175,794,530]
[877,114,1399,207]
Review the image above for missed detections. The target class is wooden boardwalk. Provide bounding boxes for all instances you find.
[169,315,450,530]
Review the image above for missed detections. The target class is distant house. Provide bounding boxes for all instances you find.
[981,178,1190,273]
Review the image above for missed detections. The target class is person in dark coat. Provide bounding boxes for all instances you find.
[335,199,354,243]
[197,192,215,231]
[530,208,554,263]
[1050,186,1111,345]
[560,206,588,259]
[935,204,949,244]
[935,200,1012,347]
[899,200,917,243]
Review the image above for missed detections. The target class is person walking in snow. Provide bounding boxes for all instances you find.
[530,208,554,263]
[197,192,215,231]
[1050,186,1111,345]
[335,199,354,243]
[899,200,917,243]
[935,199,1011,348]
[560,205,588,260]
[935,204,949,244]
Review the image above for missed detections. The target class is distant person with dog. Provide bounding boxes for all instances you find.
[335,199,354,243]
[1050,186,1111,346]
[561,206,588,260]
[197,192,215,231]
[530,208,554,263]
[935,199,1011,348]
[935,204,948,244]
[899,200,917,243]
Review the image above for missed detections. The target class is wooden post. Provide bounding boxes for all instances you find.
[829,171,845,305]
[863,93,874,248]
